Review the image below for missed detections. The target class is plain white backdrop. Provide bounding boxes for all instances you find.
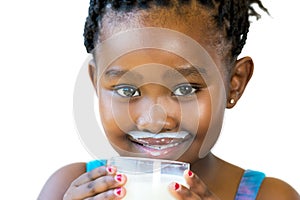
[0,0,299,199]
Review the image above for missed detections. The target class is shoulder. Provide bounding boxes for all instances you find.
[38,162,86,200]
[257,177,300,200]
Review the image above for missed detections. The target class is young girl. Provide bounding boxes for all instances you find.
[38,0,299,199]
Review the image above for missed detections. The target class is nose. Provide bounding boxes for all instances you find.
[136,104,177,133]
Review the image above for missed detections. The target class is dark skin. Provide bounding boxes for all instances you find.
[38,5,299,200]
[38,154,299,199]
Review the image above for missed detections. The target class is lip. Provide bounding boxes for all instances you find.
[126,131,192,157]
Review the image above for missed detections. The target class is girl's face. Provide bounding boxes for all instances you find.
[91,7,229,164]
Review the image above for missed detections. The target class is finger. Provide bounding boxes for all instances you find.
[71,173,127,199]
[183,170,217,199]
[72,165,116,187]
[84,187,126,200]
[168,182,202,200]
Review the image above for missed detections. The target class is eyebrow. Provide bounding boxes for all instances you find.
[175,65,207,76]
[163,65,207,80]
[105,68,127,78]
[103,65,207,82]
[104,68,143,81]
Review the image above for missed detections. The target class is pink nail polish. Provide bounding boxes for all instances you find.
[106,166,114,174]
[115,174,122,182]
[114,187,122,196]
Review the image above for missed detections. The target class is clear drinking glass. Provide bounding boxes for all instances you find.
[107,156,190,200]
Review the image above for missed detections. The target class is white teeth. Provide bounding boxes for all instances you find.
[127,131,191,151]
[143,142,180,150]
[127,131,190,139]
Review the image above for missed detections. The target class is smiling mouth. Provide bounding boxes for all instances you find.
[126,131,192,150]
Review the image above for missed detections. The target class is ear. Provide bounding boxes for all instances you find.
[88,59,98,95]
[227,56,254,108]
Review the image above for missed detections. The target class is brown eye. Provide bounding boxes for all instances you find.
[114,85,140,97]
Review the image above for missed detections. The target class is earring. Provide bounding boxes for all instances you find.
[229,98,235,104]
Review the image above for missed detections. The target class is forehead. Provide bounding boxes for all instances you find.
[102,49,207,79]
[100,5,216,45]
[93,28,218,76]
[94,5,229,79]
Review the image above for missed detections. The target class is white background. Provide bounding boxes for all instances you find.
[0,0,299,199]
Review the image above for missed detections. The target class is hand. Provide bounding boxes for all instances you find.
[169,170,220,200]
[63,165,127,200]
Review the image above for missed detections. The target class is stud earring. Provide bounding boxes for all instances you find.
[229,98,235,104]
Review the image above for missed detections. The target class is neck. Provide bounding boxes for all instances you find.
[191,152,218,178]
[190,152,245,199]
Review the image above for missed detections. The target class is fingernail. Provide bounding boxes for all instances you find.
[106,166,115,174]
[188,170,194,177]
[115,174,123,183]
[174,182,181,191]
[114,187,122,197]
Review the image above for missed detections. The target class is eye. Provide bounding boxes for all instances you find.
[172,84,200,96]
[114,85,140,97]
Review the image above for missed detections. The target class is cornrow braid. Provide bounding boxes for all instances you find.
[84,0,107,53]
[83,0,268,59]
[215,0,268,58]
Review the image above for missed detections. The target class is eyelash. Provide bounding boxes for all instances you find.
[113,85,140,98]
[113,84,202,98]
[172,84,201,96]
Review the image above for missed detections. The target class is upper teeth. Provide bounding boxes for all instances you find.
[127,131,190,139]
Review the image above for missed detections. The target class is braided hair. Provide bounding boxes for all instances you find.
[83,0,268,61]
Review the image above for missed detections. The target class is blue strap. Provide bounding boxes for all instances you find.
[86,160,107,172]
[235,170,265,200]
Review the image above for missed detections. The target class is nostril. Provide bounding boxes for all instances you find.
[163,117,178,131]
[136,117,178,133]
[136,118,165,134]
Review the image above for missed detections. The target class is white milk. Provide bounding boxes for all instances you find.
[108,157,190,199]
[122,173,187,200]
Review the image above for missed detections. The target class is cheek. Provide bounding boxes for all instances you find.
[179,86,226,159]
[98,90,113,129]
[99,89,134,133]
[179,91,212,136]
[197,86,226,157]
[99,89,135,153]
[176,92,212,162]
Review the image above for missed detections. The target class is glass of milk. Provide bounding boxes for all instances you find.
[107,156,190,200]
